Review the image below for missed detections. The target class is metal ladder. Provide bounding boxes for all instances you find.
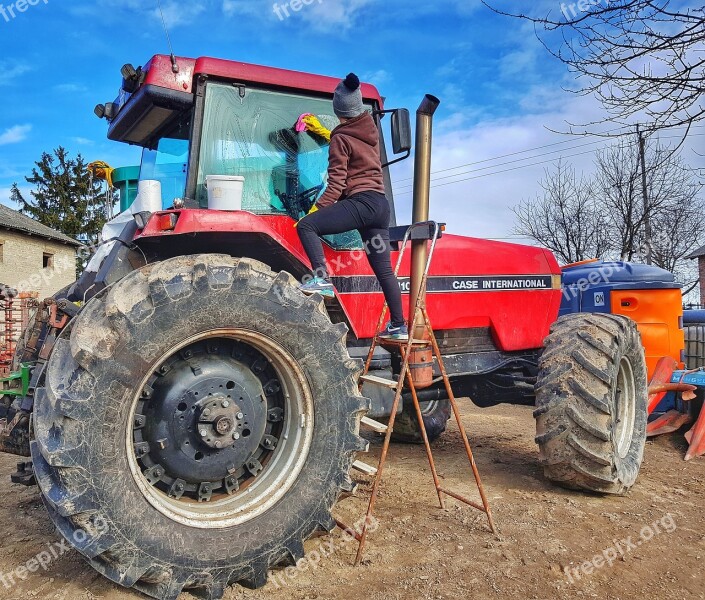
[339,220,497,565]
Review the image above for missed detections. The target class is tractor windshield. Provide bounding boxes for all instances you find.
[196,82,374,223]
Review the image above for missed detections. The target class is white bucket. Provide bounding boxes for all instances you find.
[206,175,244,211]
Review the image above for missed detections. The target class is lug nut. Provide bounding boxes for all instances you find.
[215,441,222,448]
[233,432,240,440]
[222,400,230,408]
[200,430,208,437]
[236,412,244,420]
[203,408,211,417]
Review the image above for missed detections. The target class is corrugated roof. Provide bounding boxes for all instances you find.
[0,204,82,247]
[688,244,705,260]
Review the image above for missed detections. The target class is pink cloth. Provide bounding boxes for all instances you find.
[296,113,314,132]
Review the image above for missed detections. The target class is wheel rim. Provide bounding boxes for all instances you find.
[126,329,314,529]
[419,399,440,416]
[614,356,636,459]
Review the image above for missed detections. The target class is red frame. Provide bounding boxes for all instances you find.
[137,210,562,351]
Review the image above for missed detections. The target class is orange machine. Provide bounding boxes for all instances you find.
[561,261,685,379]
[611,288,684,378]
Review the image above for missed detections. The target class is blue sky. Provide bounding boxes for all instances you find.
[1,0,702,239]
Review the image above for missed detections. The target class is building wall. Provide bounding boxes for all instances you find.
[0,230,77,299]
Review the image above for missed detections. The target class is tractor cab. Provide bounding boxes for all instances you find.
[98,55,411,243]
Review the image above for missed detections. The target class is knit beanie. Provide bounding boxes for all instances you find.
[333,73,364,118]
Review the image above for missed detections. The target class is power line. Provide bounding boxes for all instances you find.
[393,132,705,196]
[391,125,633,184]
[394,144,624,195]
[393,136,611,193]
[392,124,705,189]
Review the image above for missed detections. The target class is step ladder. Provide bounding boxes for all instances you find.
[339,220,497,565]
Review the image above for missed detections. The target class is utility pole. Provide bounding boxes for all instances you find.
[637,124,652,265]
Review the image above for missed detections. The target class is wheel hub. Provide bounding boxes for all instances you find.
[197,395,244,449]
[132,339,288,502]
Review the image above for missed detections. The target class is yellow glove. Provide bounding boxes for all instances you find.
[302,115,331,142]
[294,204,319,228]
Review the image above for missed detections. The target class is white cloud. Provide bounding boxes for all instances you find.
[361,69,391,87]
[0,62,32,86]
[150,1,206,28]
[0,125,31,146]
[389,90,703,242]
[71,137,94,146]
[222,0,262,18]
[306,0,374,28]
[84,0,206,28]
[54,83,89,94]
[393,87,697,243]
[225,0,481,31]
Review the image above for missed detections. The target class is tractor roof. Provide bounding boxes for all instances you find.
[143,55,384,105]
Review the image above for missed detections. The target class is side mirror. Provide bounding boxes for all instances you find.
[391,109,412,154]
[375,108,412,169]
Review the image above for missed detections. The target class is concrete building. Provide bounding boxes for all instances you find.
[0,204,81,299]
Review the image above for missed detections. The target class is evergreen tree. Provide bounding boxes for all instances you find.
[10,147,108,246]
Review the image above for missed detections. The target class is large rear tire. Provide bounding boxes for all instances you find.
[534,313,647,494]
[31,255,368,600]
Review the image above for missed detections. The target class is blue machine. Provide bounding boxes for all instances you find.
[560,261,680,316]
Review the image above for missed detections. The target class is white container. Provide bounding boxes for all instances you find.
[132,180,163,213]
[206,175,245,211]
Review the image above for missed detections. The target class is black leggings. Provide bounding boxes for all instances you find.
[297,191,405,326]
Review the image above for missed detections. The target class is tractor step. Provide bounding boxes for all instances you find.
[377,337,431,347]
[352,460,378,476]
[361,416,388,433]
[359,374,399,389]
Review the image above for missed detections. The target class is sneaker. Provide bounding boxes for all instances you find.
[299,277,335,298]
[379,322,409,340]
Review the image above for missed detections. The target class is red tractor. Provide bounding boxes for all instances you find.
[0,55,648,600]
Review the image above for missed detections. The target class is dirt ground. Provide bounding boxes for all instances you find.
[0,401,703,600]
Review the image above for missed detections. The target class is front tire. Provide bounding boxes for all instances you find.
[31,255,368,600]
[534,313,647,494]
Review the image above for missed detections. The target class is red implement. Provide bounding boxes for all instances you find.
[647,410,693,437]
[647,357,679,414]
[684,409,705,461]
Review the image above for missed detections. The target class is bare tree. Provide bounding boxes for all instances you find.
[593,138,647,260]
[514,160,609,263]
[484,1,705,134]
[594,137,704,276]
[516,140,704,286]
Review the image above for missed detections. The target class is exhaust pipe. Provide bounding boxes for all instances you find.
[409,94,441,336]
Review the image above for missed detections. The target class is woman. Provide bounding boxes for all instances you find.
[296,73,407,340]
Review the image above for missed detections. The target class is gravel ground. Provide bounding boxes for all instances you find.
[0,401,703,600]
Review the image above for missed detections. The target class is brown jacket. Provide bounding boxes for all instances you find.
[316,112,386,208]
